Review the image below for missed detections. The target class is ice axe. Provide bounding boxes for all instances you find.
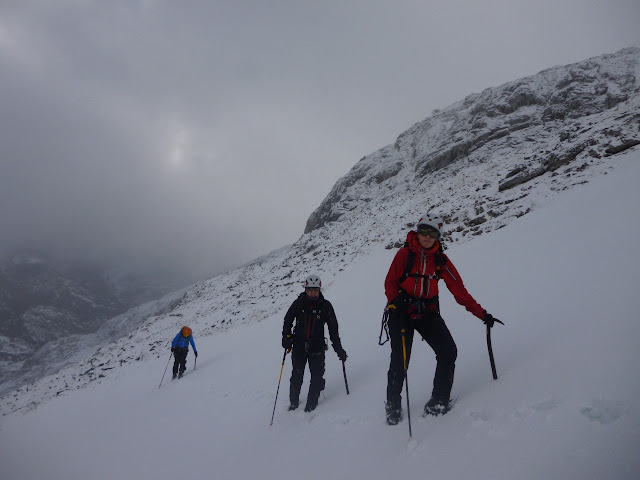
[486,325,498,380]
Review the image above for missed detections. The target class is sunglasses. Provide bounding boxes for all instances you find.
[306,287,320,292]
[417,228,440,239]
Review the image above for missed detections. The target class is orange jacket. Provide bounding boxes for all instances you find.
[384,230,485,319]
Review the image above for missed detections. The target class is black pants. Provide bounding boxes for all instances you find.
[290,345,326,405]
[173,348,188,375]
[386,307,457,407]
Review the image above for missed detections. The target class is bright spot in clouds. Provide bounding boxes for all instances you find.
[170,129,189,169]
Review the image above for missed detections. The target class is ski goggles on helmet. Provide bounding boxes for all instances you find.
[417,227,440,239]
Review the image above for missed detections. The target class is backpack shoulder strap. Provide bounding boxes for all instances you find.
[433,244,448,279]
[400,242,448,282]
[399,243,415,283]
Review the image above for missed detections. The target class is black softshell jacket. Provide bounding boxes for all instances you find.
[282,292,343,354]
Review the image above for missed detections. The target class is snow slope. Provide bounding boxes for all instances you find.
[1,150,639,480]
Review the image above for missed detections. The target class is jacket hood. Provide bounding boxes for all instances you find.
[406,230,440,255]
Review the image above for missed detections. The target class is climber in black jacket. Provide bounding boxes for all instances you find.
[282,274,347,412]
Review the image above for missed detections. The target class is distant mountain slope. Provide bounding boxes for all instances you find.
[1,47,638,415]
[0,254,186,394]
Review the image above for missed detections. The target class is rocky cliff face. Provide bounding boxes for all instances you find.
[305,47,640,237]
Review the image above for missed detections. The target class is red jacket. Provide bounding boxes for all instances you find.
[384,231,485,319]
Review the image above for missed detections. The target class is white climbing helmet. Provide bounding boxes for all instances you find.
[417,212,444,234]
[305,274,322,289]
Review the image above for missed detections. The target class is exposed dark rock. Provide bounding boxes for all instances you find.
[418,140,475,177]
[499,167,546,192]
[604,139,640,155]
[505,166,528,179]
[467,216,487,227]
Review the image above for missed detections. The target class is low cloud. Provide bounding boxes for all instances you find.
[1,0,638,284]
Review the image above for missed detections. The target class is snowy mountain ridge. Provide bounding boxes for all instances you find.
[1,47,639,417]
[306,47,640,235]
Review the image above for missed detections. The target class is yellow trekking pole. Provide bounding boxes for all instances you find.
[401,328,412,438]
[270,348,289,426]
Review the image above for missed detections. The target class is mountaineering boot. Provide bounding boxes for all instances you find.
[385,401,402,425]
[304,392,320,412]
[178,371,184,379]
[423,397,451,417]
[289,389,301,412]
[172,373,177,380]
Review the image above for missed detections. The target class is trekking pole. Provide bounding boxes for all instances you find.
[158,351,173,389]
[401,328,412,438]
[269,348,288,426]
[486,325,498,380]
[194,355,197,371]
[342,360,350,395]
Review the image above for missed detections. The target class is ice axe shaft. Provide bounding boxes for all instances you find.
[342,361,350,395]
[486,325,498,380]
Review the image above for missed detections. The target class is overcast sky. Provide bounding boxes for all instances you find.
[1,0,639,284]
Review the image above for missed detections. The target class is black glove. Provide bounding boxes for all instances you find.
[171,346,175,352]
[282,334,293,351]
[483,311,504,328]
[387,294,402,310]
[336,348,348,362]
[387,291,409,310]
[194,351,198,358]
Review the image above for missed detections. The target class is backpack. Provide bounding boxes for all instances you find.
[398,241,447,283]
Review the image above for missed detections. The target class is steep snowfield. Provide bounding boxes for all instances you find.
[1,150,639,479]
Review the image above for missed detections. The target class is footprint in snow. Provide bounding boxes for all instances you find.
[469,409,491,423]
[513,398,563,419]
